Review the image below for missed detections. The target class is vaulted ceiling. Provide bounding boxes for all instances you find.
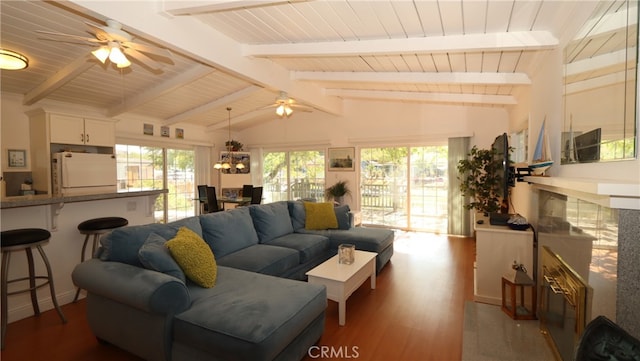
[1,1,609,132]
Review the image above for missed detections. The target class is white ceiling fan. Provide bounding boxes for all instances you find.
[263,91,313,118]
[36,19,173,71]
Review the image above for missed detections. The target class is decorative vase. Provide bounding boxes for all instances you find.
[338,244,355,265]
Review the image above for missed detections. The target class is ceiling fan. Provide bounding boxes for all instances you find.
[36,19,173,71]
[263,91,313,118]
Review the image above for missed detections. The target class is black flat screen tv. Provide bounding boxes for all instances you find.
[491,133,514,204]
[574,128,601,162]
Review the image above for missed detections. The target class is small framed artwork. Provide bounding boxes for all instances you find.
[328,147,355,171]
[175,128,184,139]
[143,123,154,136]
[8,149,27,168]
[161,126,170,137]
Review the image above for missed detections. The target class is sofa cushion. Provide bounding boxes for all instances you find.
[299,227,395,254]
[99,216,202,266]
[174,266,326,361]
[216,244,299,276]
[200,207,259,258]
[334,204,351,230]
[249,202,294,243]
[138,232,186,283]
[166,227,217,288]
[263,233,329,264]
[288,200,307,231]
[304,202,338,230]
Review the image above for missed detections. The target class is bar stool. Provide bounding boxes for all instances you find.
[73,217,128,302]
[1,228,67,349]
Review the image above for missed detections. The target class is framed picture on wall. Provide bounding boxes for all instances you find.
[328,147,355,171]
[8,149,27,168]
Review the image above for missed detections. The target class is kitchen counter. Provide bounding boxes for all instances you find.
[1,189,167,209]
[1,189,165,324]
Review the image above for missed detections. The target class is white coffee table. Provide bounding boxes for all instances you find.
[306,250,377,326]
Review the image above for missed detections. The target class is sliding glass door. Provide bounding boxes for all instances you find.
[262,150,325,202]
[360,146,448,233]
[116,144,195,223]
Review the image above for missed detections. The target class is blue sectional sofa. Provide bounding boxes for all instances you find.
[72,201,394,361]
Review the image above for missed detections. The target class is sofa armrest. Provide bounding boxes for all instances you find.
[72,259,191,315]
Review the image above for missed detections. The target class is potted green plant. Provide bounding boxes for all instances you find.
[225,140,243,151]
[457,146,503,214]
[325,180,351,205]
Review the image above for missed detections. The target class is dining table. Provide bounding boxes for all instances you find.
[218,196,252,208]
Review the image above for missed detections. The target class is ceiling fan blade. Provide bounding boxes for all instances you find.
[291,104,313,111]
[35,30,103,43]
[123,47,162,70]
[122,42,172,62]
[257,104,279,110]
[84,21,129,42]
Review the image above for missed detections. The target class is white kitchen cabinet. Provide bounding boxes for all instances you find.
[50,114,114,147]
[27,109,116,195]
[474,213,534,305]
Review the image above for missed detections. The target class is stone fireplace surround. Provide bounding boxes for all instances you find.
[526,176,640,340]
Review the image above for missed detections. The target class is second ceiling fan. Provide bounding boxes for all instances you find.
[264,91,313,118]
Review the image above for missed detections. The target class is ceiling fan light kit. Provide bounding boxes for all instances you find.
[91,43,131,68]
[0,49,29,70]
[276,103,293,117]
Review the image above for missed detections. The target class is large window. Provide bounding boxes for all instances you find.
[262,150,325,202]
[360,146,448,233]
[116,144,195,223]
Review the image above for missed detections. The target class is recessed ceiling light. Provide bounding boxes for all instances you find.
[0,49,29,70]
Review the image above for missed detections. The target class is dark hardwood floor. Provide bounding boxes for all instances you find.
[1,232,475,361]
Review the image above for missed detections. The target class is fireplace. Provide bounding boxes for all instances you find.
[536,189,619,359]
[539,246,593,360]
[525,175,640,350]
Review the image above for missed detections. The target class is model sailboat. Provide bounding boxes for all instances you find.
[529,117,554,175]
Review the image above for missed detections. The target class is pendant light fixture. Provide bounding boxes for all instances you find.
[0,49,29,70]
[214,107,245,171]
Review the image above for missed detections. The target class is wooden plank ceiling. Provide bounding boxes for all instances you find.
[2,0,626,131]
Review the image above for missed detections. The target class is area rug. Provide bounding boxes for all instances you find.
[462,301,555,361]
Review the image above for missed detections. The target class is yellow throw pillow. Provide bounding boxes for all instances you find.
[166,227,217,288]
[304,202,338,230]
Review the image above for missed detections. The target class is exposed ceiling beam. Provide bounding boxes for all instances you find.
[23,54,95,106]
[162,0,307,15]
[326,89,517,105]
[67,0,342,115]
[164,85,261,126]
[293,71,531,85]
[573,7,634,40]
[207,107,273,131]
[564,71,628,95]
[565,49,630,77]
[243,31,558,58]
[109,64,215,117]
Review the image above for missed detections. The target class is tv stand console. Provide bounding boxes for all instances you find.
[474,213,534,305]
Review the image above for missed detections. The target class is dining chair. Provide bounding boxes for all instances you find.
[197,185,207,214]
[205,186,222,213]
[250,186,263,205]
[242,184,253,198]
